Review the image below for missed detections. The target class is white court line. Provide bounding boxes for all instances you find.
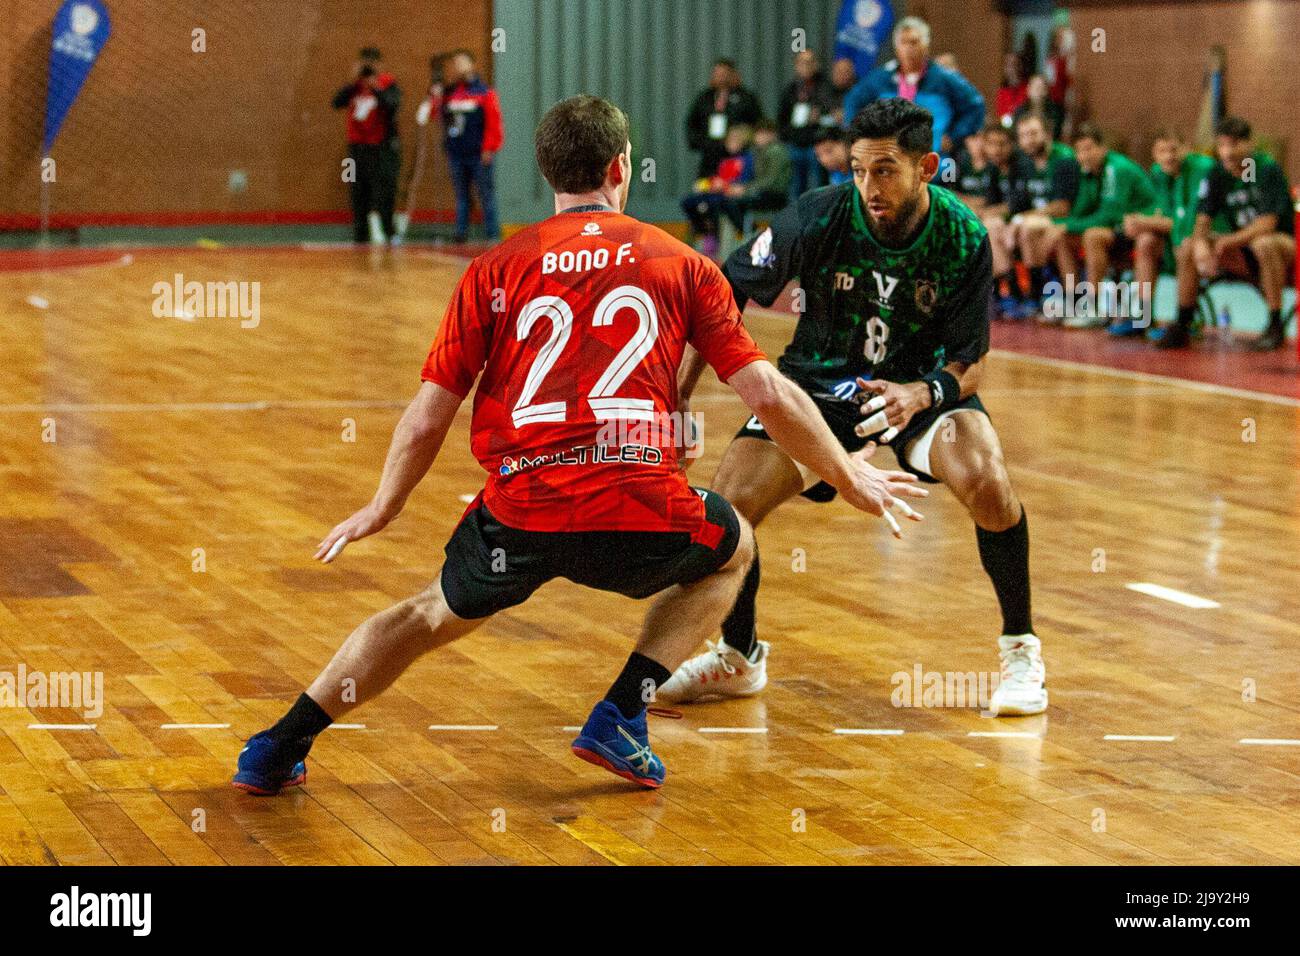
[1104,734,1176,742]
[967,731,1040,739]
[990,349,1300,408]
[834,728,905,736]
[161,723,230,730]
[1126,582,1221,609]
[561,726,583,733]
[327,723,367,730]
[745,305,1300,407]
[28,723,96,730]
[699,727,768,734]
[1240,738,1300,747]
[0,398,407,414]
[428,724,498,731]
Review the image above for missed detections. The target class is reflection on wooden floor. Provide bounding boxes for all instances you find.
[1,247,1298,865]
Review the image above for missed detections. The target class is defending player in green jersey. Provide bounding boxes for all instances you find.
[664,98,1046,717]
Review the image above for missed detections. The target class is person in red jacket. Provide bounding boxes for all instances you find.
[332,47,402,244]
[419,50,503,243]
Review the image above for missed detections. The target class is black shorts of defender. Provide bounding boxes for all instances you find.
[440,490,742,619]
[733,391,988,501]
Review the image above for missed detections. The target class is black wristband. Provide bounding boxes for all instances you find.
[922,370,961,412]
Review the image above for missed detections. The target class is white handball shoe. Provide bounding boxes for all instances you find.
[656,638,770,704]
[988,634,1048,716]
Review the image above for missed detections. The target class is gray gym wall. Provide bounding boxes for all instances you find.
[492,0,852,225]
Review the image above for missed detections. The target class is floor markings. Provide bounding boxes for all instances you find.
[428,724,498,732]
[1239,738,1300,747]
[1125,582,1221,609]
[699,727,768,734]
[968,731,1040,739]
[327,723,367,730]
[28,723,96,731]
[833,728,905,736]
[1104,734,1176,742]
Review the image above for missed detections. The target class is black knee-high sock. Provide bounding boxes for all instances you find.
[605,652,672,719]
[975,508,1033,636]
[267,692,333,749]
[720,551,760,657]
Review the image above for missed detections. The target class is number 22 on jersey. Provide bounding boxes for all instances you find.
[511,284,659,428]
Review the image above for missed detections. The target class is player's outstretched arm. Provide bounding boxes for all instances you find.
[315,382,463,562]
[727,361,927,535]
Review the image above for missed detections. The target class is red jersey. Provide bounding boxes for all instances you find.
[422,208,765,533]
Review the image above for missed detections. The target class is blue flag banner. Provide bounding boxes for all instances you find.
[44,0,112,154]
[832,0,893,79]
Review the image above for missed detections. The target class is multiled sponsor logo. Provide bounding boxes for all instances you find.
[0,665,102,719]
[152,272,261,328]
[49,886,151,936]
[891,663,1000,710]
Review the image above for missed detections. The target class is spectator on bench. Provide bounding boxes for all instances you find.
[1156,115,1295,351]
[1035,123,1155,328]
[1108,128,1216,338]
[686,58,763,180]
[778,50,836,200]
[682,120,790,256]
[1002,114,1080,317]
[813,126,851,186]
[951,130,991,208]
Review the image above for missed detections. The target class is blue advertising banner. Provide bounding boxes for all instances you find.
[832,0,894,79]
[44,0,112,154]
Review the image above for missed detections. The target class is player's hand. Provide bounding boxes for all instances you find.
[837,443,927,538]
[481,150,495,165]
[1122,213,1144,238]
[415,100,433,126]
[854,377,932,443]
[315,501,394,563]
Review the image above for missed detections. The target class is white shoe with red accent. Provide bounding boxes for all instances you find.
[988,634,1047,716]
[656,638,769,703]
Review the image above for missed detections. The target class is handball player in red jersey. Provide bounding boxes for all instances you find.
[233,96,925,792]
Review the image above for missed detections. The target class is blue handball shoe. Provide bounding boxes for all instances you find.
[232,731,308,795]
[571,701,665,789]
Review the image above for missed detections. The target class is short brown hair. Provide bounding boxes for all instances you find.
[535,96,630,194]
[1073,122,1104,146]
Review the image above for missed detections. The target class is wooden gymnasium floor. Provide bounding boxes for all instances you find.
[1,245,1298,866]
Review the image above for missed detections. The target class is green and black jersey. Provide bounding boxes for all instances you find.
[1008,142,1079,216]
[722,182,992,394]
[1197,153,1294,235]
[1150,152,1218,246]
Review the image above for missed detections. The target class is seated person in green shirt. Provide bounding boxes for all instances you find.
[1037,123,1157,328]
[1158,115,1295,351]
[994,114,1079,318]
[1109,127,1217,337]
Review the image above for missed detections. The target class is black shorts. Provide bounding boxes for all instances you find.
[439,490,742,619]
[733,389,988,500]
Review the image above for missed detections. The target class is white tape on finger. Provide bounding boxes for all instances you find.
[890,498,916,518]
[882,509,901,535]
[324,535,350,563]
[855,410,890,437]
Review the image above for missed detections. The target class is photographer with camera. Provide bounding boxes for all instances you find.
[332,46,402,244]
